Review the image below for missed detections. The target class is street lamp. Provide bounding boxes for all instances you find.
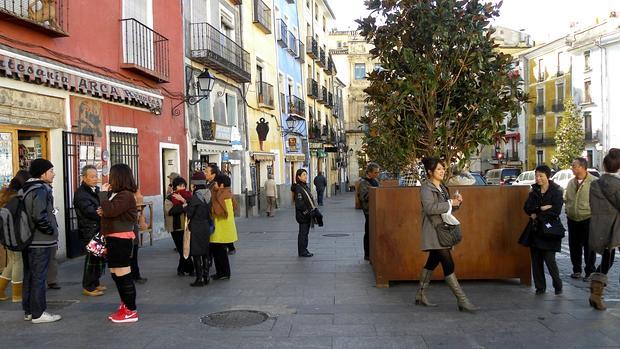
[171,68,215,116]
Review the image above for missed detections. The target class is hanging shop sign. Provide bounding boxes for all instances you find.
[0,52,163,110]
[288,137,298,151]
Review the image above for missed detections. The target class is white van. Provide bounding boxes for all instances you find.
[514,170,535,186]
[485,168,522,185]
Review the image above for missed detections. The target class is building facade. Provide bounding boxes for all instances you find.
[0,0,186,258]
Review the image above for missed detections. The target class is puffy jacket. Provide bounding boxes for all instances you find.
[22,179,58,248]
[564,173,596,222]
[589,174,620,253]
[73,182,100,243]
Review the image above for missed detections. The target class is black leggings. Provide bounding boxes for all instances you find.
[424,249,455,276]
[596,248,616,275]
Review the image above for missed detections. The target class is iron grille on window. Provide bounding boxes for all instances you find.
[109,131,139,185]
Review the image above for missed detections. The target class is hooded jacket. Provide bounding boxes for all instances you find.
[589,173,620,253]
[23,178,58,248]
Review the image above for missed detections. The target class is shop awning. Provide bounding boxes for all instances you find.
[196,141,232,154]
[251,152,275,161]
[505,132,521,142]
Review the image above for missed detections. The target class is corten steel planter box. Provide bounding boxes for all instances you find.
[369,185,531,288]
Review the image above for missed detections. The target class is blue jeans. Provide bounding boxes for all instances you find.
[317,189,324,205]
[22,247,53,318]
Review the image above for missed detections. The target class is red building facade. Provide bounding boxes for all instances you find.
[0,1,186,257]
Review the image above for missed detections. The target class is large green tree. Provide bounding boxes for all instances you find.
[553,97,585,169]
[357,0,526,175]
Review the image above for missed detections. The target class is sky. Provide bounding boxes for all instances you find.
[329,0,618,42]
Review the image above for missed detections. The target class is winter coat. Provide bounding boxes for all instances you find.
[293,183,315,224]
[564,173,596,222]
[168,195,188,232]
[186,189,213,256]
[73,182,100,244]
[22,179,58,248]
[522,181,564,252]
[420,181,459,251]
[589,173,620,253]
[99,190,137,236]
[210,188,238,244]
[264,179,277,197]
[358,177,380,214]
[313,175,327,191]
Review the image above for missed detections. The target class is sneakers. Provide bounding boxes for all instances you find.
[109,304,138,323]
[31,312,62,324]
[24,314,32,321]
[82,288,104,297]
[108,303,126,321]
[570,272,582,279]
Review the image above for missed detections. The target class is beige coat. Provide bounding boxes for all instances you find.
[420,181,458,251]
[564,173,596,222]
[264,179,277,197]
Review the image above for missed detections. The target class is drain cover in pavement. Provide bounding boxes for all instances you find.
[200,310,269,328]
[323,233,350,237]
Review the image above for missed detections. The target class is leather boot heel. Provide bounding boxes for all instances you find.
[190,258,205,287]
[415,268,437,307]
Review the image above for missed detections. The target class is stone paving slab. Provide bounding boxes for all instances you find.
[1,192,620,348]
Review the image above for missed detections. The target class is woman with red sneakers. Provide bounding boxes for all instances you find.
[98,164,139,323]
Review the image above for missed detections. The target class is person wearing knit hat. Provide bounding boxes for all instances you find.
[184,171,213,286]
[190,171,207,186]
[29,159,54,179]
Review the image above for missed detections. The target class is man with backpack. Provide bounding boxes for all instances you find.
[21,159,62,323]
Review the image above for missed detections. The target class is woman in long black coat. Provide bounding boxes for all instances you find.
[185,172,214,287]
[522,165,564,295]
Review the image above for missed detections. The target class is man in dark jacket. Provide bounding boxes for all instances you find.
[313,172,327,206]
[359,163,380,261]
[22,159,62,323]
[73,165,105,297]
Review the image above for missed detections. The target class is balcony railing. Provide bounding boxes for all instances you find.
[252,0,271,34]
[289,95,304,116]
[327,92,334,109]
[306,36,318,59]
[325,56,334,75]
[0,0,68,36]
[317,86,327,104]
[258,81,275,109]
[534,104,545,115]
[297,40,305,62]
[531,132,556,146]
[280,93,287,113]
[309,124,321,139]
[190,22,251,83]
[201,120,215,141]
[287,31,298,56]
[277,19,288,48]
[585,130,599,141]
[121,18,170,82]
[318,47,326,67]
[307,78,319,98]
[552,99,564,113]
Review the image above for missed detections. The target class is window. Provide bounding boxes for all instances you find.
[537,150,544,166]
[536,88,544,106]
[226,94,237,126]
[220,8,235,40]
[587,150,593,168]
[584,80,592,103]
[322,16,326,32]
[537,58,544,81]
[123,0,151,26]
[315,4,318,20]
[556,115,562,129]
[374,63,382,71]
[584,50,591,71]
[584,111,592,139]
[354,63,366,80]
[198,97,211,121]
[556,52,563,75]
[556,83,564,102]
[536,118,544,134]
[190,0,207,23]
[109,130,139,185]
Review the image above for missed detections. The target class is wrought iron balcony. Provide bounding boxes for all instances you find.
[297,40,305,62]
[190,22,251,83]
[318,47,326,67]
[252,0,271,34]
[309,123,321,140]
[531,132,556,146]
[287,31,298,56]
[307,78,319,99]
[0,0,68,36]
[277,19,288,48]
[322,125,329,140]
[201,120,215,141]
[325,56,334,75]
[280,93,287,113]
[585,130,599,141]
[552,99,564,113]
[327,92,334,109]
[258,81,275,109]
[306,36,318,59]
[534,104,545,115]
[121,18,170,82]
[289,95,304,116]
[317,86,327,104]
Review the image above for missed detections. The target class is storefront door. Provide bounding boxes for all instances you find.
[0,126,48,187]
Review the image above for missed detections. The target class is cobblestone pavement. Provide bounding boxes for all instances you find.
[1,192,620,348]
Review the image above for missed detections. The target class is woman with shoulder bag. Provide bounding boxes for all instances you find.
[587,148,620,310]
[98,164,139,323]
[293,169,318,258]
[522,165,564,296]
[415,157,478,313]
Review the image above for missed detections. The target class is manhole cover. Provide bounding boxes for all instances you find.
[200,310,269,328]
[323,233,350,237]
[46,300,79,309]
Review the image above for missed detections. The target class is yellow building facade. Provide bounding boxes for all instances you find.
[524,38,571,170]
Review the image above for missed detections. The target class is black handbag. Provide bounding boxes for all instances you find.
[430,215,462,247]
[541,218,565,238]
[518,219,535,246]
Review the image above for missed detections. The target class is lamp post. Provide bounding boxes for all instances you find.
[171,68,215,116]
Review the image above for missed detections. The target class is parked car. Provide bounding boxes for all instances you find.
[470,172,488,186]
[551,168,602,189]
[485,168,522,185]
[514,170,536,186]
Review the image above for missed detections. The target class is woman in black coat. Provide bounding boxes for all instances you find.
[293,169,316,257]
[185,172,213,287]
[522,165,564,295]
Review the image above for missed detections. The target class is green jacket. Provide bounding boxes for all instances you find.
[564,173,596,221]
